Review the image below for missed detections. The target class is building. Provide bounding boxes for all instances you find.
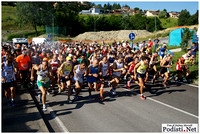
[169,11,180,18]
[145,10,159,16]
[79,8,102,15]
[113,9,121,15]
[121,6,130,11]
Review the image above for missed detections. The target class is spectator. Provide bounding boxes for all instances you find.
[190,43,198,57]
[154,37,160,53]
[148,38,153,48]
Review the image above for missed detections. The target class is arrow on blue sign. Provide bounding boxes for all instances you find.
[129,33,135,40]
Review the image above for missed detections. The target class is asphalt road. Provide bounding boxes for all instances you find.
[33,79,198,132]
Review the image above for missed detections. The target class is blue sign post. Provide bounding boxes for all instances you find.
[129,33,135,49]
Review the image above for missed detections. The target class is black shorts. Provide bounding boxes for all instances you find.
[19,69,29,79]
[137,72,145,78]
[100,76,109,80]
[2,81,16,90]
[160,68,167,74]
[59,76,70,83]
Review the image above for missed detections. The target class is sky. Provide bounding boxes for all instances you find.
[91,1,198,15]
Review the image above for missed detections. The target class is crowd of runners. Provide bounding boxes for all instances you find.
[1,39,198,112]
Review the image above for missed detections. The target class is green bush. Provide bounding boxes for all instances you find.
[7,29,45,41]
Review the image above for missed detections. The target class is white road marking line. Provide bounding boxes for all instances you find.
[178,82,198,88]
[47,104,69,132]
[123,88,198,119]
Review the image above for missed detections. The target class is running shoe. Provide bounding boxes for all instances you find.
[112,89,116,95]
[108,81,111,87]
[183,78,188,82]
[140,95,146,100]
[72,88,76,94]
[100,96,104,101]
[47,91,50,95]
[51,89,55,94]
[8,100,12,106]
[127,81,131,87]
[88,94,92,99]
[73,96,79,101]
[58,87,62,93]
[151,79,155,84]
[163,82,167,88]
[67,98,72,104]
[42,105,47,112]
[11,100,16,106]
[125,85,130,89]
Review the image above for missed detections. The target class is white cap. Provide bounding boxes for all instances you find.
[68,54,72,57]
[122,40,124,42]
[149,38,151,40]
[55,50,59,54]
[163,43,166,46]
[117,42,120,45]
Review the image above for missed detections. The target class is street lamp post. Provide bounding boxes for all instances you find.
[40,8,54,45]
[94,16,100,32]
[155,15,157,38]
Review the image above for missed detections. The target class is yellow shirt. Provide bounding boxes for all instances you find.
[137,61,148,74]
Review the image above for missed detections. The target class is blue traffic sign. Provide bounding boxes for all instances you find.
[129,33,135,40]
[48,35,51,38]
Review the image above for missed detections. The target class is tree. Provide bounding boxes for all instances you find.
[134,7,139,11]
[189,10,198,25]
[117,4,121,9]
[124,4,130,8]
[158,10,167,18]
[180,28,194,52]
[178,9,191,26]
[16,2,54,36]
[163,9,170,17]
[95,4,102,9]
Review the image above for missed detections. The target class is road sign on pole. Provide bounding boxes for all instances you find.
[129,33,135,49]
[129,33,135,40]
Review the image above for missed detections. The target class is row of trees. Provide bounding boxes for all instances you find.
[95,3,122,10]
[15,2,162,37]
[178,9,198,26]
[10,2,198,37]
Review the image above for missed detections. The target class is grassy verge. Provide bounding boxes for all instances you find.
[7,29,45,41]
[160,18,178,29]
[168,51,198,84]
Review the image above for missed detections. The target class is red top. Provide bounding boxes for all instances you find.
[129,62,136,75]
[148,41,153,48]
[40,54,45,60]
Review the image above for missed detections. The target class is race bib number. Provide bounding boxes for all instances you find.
[64,71,70,76]
[23,65,28,69]
[52,67,57,70]
[140,70,146,74]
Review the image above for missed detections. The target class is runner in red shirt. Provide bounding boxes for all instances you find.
[49,54,60,93]
[125,57,139,89]
[148,38,153,48]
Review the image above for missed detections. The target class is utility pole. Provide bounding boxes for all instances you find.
[155,15,157,38]
[94,16,100,32]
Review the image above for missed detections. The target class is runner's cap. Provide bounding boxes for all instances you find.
[43,58,48,61]
[66,56,71,61]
